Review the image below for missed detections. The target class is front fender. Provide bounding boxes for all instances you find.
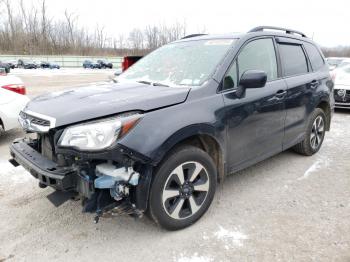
[151,123,225,165]
[118,87,226,166]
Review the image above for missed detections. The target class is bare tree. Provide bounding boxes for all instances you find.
[0,0,191,56]
[128,28,144,51]
[144,25,159,50]
[64,10,77,48]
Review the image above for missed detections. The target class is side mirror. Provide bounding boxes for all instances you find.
[239,70,267,89]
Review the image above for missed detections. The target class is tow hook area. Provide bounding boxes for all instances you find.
[89,162,142,223]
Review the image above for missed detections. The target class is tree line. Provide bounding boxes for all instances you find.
[0,0,348,57]
[0,0,189,56]
[322,46,350,58]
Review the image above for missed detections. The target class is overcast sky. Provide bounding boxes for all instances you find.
[43,0,350,47]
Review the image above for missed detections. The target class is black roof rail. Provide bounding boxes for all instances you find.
[248,26,307,38]
[181,34,207,39]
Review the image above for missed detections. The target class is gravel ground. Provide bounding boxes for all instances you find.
[0,70,349,262]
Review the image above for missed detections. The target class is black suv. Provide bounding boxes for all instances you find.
[83,60,102,69]
[18,59,37,69]
[40,61,60,69]
[97,59,113,69]
[10,26,334,230]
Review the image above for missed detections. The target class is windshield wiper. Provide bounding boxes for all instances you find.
[152,82,169,87]
[137,80,152,85]
[137,80,169,87]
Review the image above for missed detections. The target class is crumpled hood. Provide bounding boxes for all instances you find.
[24,82,190,127]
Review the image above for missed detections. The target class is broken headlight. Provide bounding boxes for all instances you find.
[58,113,142,151]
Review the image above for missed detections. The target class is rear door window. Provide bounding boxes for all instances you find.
[279,44,308,77]
[304,42,325,71]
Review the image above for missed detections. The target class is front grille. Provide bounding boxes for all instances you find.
[334,89,350,103]
[18,111,53,132]
[19,111,50,126]
[31,117,50,126]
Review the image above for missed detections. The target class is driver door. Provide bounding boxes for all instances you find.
[221,37,287,173]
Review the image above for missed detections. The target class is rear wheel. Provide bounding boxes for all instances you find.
[293,108,326,156]
[149,146,217,230]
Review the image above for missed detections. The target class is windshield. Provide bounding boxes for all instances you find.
[118,39,236,87]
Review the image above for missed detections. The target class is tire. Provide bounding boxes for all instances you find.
[149,146,217,230]
[293,108,326,156]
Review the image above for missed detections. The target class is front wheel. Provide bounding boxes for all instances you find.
[293,108,326,156]
[149,146,217,230]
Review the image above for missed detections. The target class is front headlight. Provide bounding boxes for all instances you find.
[58,113,142,151]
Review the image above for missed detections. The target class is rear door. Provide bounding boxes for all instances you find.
[221,37,287,173]
[276,38,320,149]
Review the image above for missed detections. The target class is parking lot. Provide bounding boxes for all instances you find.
[0,69,349,262]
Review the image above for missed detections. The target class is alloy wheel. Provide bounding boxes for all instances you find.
[310,115,324,150]
[162,161,210,220]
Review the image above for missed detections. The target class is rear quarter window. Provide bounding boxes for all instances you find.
[304,42,325,71]
[278,44,309,77]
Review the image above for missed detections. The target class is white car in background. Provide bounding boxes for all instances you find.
[336,58,350,70]
[0,73,29,133]
[326,57,345,71]
[333,65,350,109]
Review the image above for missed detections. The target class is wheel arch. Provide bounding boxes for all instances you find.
[151,124,226,182]
[316,99,331,131]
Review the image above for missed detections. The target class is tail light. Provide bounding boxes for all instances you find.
[2,84,26,95]
[330,71,336,82]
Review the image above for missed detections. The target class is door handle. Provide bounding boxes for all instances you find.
[275,90,287,98]
[309,80,319,89]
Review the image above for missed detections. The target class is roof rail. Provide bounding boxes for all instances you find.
[181,34,207,39]
[248,26,307,38]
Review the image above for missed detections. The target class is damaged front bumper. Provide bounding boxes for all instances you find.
[10,140,77,190]
[9,138,153,221]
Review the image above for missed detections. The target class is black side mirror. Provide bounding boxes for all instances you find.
[239,70,267,89]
